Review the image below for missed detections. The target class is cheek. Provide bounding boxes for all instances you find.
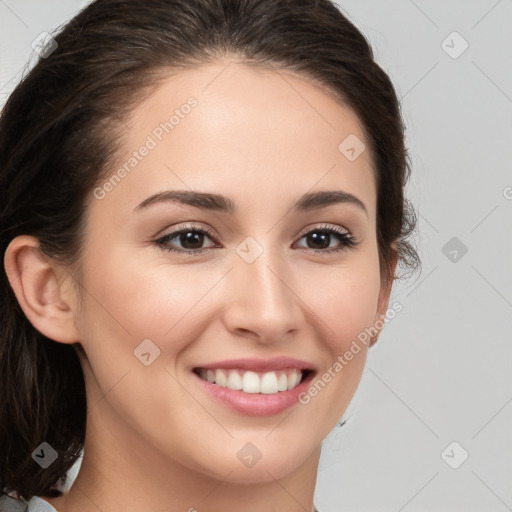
[77,246,221,361]
[301,249,382,353]
[74,252,219,439]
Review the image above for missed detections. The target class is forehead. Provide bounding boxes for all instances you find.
[93,60,376,221]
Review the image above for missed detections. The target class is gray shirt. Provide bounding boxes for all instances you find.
[0,495,56,512]
[1,493,323,511]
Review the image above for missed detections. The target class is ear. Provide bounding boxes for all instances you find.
[370,245,399,347]
[3,235,80,343]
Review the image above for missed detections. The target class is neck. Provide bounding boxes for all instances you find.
[46,402,321,512]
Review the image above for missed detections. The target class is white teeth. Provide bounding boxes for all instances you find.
[287,371,300,389]
[242,371,260,393]
[226,370,243,390]
[260,372,278,394]
[277,373,288,391]
[215,369,227,387]
[198,368,304,394]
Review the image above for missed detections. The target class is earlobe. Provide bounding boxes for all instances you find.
[3,235,80,344]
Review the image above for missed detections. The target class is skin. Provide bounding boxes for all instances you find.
[5,58,397,512]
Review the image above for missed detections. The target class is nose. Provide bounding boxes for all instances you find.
[222,247,300,344]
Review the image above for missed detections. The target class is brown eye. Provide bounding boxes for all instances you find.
[295,225,357,253]
[155,225,218,254]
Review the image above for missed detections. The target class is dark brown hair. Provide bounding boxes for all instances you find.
[0,0,420,500]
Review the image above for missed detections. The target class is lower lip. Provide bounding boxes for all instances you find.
[192,371,315,417]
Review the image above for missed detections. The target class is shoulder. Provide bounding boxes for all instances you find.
[0,495,57,512]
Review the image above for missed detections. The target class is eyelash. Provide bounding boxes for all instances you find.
[154,223,357,256]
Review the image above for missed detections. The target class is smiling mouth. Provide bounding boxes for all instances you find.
[193,367,314,395]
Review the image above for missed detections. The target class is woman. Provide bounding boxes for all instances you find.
[0,0,420,510]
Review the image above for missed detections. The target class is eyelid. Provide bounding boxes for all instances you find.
[156,222,352,240]
[296,222,351,238]
[157,222,217,240]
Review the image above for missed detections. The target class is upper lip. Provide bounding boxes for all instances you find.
[194,357,316,373]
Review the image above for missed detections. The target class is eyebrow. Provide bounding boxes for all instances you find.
[133,189,368,216]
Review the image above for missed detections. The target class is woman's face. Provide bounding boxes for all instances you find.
[70,59,393,483]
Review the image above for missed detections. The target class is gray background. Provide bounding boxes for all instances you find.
[1,1,511,511]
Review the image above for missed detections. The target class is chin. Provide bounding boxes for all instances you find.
[192,445,314,484]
